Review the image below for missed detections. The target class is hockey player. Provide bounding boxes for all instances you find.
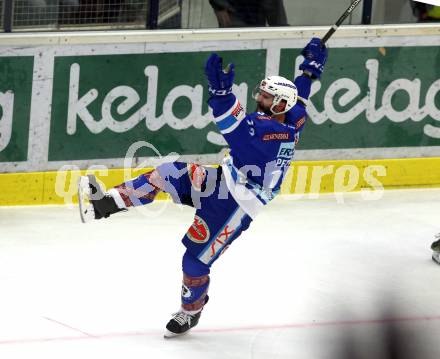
[78,38,328,337]
[432,234,440,264]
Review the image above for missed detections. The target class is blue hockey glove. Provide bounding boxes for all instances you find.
[299,37,328,80]
[205,53,235,96]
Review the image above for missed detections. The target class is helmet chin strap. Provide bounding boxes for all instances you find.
[270,100,288,115]
[270,108,287,116]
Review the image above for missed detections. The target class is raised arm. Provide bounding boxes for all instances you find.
[204,53,246,137]
[286,38,329,132]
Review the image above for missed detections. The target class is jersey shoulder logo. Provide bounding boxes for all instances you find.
[187,215,210,243]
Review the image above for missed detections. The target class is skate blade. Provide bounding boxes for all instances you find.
[432,252,440,265]
[163,329,190,339]
[78,176,95,223]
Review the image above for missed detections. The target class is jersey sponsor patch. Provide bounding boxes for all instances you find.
[256,115,271,120]
[187,215,210,243]
[205,225,235,263]
[262,132,290,141]
[295,116,306,129]
[277,142,294,158]
[198,208,246,265]
[231,101,245,121]
[276,142,295,167]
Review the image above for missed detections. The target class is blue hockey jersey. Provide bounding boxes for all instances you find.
[208,74,312,219]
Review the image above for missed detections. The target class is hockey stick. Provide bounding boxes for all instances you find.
[320,0,364,46]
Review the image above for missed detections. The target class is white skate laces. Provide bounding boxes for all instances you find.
[172,311,193,326]
[164,309,202,338]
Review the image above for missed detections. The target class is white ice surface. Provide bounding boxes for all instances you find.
[1,189,440,359]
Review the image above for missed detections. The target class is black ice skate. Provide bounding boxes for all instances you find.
[78,175,125,223]
[164,310,202,338]
[431,235,440,265]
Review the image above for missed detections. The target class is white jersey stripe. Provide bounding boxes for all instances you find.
[221,156,266,220]
[198,206,246,265]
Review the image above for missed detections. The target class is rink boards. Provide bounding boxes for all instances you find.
[1,157,440,205]
[1,25,440,204]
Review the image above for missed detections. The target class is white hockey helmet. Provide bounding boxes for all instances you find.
[255,76,298,115]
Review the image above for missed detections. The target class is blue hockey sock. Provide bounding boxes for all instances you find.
[181,251,210,313]
[181,273,210,313]
[114,171,162,207]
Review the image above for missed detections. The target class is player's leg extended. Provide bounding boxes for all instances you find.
[78,162,195,222]
[432,234,440,265]
[78,170,164,222]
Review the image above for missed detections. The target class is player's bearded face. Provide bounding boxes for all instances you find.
[255,91,274,116]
